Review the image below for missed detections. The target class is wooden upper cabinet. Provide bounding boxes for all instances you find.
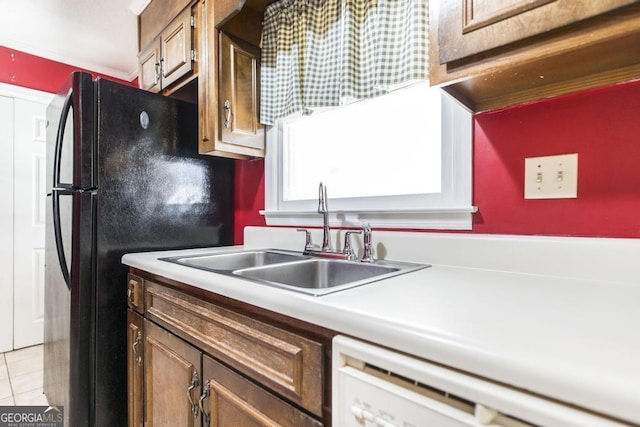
[218,32,264,155]
[138,43,161,93]
[138,2,196,93]
[139,0,191,49]
[160,8,194,88]
[198,1,266,159]
[438,0,636,63]
[431,0,640,111]
[137,0,267,158]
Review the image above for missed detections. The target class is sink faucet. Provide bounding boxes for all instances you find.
[298,184,374,262]
[318,182,330,251]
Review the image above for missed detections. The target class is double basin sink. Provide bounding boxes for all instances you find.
[161,249,428,296]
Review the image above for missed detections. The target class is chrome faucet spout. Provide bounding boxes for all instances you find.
[318,182,330,251]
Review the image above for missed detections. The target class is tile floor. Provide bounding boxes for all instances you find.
[0,344,48,406]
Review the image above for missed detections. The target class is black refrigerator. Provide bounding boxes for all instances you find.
[44,72,233,426]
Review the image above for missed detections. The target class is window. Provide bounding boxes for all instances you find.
[262,82,475,230]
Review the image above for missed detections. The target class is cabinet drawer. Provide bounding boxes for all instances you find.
[144,281,324,416]
[127,273,144,313]
[203,355,322,427]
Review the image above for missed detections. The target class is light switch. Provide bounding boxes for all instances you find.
[524,153,578,199]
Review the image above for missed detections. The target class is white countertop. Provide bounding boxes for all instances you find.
[122,229,640,425]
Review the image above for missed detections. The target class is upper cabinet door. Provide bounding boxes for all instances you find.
[219,32,264,152]
[438,0,637,63]
[138,43,160,92]
[138,3,195,93]
[161,7,194,88]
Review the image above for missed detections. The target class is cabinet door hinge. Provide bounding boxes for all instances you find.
[190,15,196,28]
[191,49,197,62]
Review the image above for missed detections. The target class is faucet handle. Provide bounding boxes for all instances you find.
[343,230,362,261]
[296,228,313,252]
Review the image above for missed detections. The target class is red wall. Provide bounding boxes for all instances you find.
[233,159,266,244]
[0,46,135,93]
[473,79,640,238]
[233,79,640,242]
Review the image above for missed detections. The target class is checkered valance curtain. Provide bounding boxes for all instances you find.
[260,0,428,125]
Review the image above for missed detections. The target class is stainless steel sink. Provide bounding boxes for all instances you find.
[235,259,399,290]
[161,250,309,271]
[161,249,428,296]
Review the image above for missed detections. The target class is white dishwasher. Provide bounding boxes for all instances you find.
[332,335,629,427]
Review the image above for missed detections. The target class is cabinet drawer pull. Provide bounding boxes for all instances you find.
[223,100,232,128]
[199,381,211,426]
[128,279,139,306]
[154,61,161,85]
[160,57,166,78]
[187,370,200,418]
[133,330,143,366]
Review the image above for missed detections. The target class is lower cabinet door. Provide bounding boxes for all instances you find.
[202,355,323,427]
[144,319,202,426]
[127,310,144,427]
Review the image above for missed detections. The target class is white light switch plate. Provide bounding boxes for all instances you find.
[524,153,578,199]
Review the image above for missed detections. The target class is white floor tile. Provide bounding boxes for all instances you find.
[0,345,46,406]
[0,395,15,406]
[10,370,44,395]
[0,379,12,400]
[14,388,48,406]
[0,355,8,381]
[6,356,43,379]
[5,345,43,364]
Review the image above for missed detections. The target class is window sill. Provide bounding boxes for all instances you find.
[260,207,478,230]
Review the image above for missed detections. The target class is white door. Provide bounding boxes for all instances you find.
[13,97,48,349]
[0,95,14,353]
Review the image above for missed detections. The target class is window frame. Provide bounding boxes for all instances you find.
[261,90,476,230]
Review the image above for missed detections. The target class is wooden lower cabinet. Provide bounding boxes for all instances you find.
[127,310,144,427]
[144,319,202,426]
[128,271,333,426]
[202,356,322,427]
[144,279,324,417]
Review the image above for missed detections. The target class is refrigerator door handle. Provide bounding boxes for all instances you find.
[53,89,73,189]
[52,189,72,290]
[51,90,73,290]
[51,89,74,290]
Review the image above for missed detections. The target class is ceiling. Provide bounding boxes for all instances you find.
[0,0,148,81]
